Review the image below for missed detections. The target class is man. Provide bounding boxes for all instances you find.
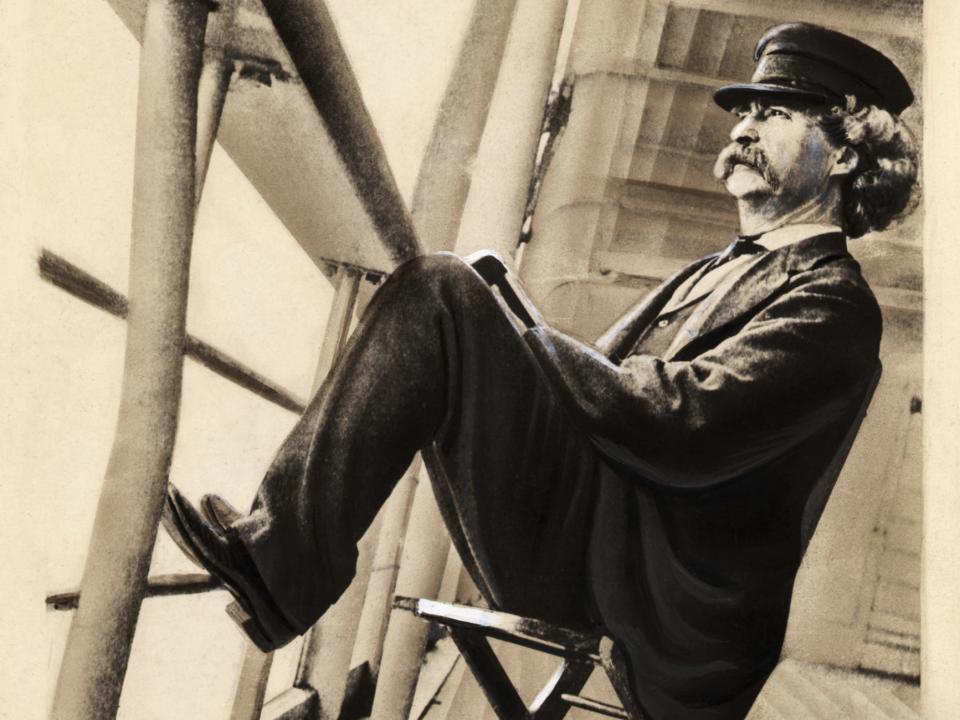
[163,22,919,719]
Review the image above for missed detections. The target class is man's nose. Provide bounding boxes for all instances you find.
[730,116,760,144]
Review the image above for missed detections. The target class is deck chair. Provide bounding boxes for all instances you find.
[394,596,645,719]
[393,362,885,720]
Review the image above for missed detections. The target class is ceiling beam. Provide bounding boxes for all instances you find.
[257,0,422,265]
[668,0,921,39]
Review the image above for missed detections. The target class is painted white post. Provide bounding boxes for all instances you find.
[921,1,960,716]
[194,0,238,205]
[192,6,293,719]
[229,650,274,720]
[346,466,418,677]
[519,0,661,325]
[311,268,361,393]
[368,468,457,720]
[410,0,520,252]
[453,0,570,261]
[50,1,208,717]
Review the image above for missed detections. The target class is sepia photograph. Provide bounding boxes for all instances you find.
[3,0,958,718]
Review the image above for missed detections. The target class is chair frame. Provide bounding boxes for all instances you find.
[394,596,645,719]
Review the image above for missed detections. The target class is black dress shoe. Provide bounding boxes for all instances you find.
[162,484,298,652]
[200,493,242,531]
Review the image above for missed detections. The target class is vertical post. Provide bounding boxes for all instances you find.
[50,1,208,718]
[344,465,419,683]
[453,0,570,260]
[519,0,661,323]
[194,0,238,205]
[329,5,526,691]
[295,511,383,719]
[229,650,274,720]
[311,267,361,392]
[368,470,455,720]
[922,1,960,716]
[410,0,520,252]
[194,7,281,719]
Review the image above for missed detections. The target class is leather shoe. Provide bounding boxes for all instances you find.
[162,484,298,652]
[200,493,242,531]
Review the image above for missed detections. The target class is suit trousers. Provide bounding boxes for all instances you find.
[234,253,601,634]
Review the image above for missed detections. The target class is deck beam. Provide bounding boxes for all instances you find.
[258,0,422,265]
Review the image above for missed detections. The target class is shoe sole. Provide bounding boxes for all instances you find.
[225,601,275,653]
[200,494,242,532]
[194,497,273,649]
[164,491,290,652]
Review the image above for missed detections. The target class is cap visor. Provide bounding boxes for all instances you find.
[713,83,829,111]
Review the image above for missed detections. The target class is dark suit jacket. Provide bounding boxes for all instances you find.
[524,232,882,719]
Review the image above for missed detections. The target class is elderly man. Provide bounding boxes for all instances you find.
[163,22,919,720]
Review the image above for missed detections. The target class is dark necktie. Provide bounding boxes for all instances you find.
[713,233,768,267]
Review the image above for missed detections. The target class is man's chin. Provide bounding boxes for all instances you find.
[724,167,771,198]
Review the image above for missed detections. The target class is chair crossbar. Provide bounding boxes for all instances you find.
[393,596,645,719]
[559,694,629,719]
[394,596,601,662]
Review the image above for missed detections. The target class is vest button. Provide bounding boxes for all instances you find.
[657,318,670,328]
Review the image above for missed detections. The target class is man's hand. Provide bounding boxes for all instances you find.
[465,250,545,331]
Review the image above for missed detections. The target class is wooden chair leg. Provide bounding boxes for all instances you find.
[449,627,529,719]
[528,659,594,719]
[598,637,645,719]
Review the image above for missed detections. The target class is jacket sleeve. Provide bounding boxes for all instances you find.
[523,270,882,491]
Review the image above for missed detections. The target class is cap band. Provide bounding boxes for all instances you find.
[754,52,882,108]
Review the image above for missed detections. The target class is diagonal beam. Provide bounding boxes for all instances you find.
[258,0,422,265]
[37,249,308,414]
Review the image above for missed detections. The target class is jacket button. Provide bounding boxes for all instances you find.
[657,318,670,328]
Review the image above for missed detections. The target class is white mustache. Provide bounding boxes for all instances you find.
[714,144,779,189]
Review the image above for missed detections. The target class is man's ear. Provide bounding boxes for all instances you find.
[830,146,859,177]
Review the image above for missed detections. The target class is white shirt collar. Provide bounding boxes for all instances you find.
[755,223,843,252]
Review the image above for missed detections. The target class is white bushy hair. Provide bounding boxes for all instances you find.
[818,97,919,238]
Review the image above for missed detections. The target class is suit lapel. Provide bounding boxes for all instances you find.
[658,266,723,315]
[665,233,849,360]
[597,256,717,362]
